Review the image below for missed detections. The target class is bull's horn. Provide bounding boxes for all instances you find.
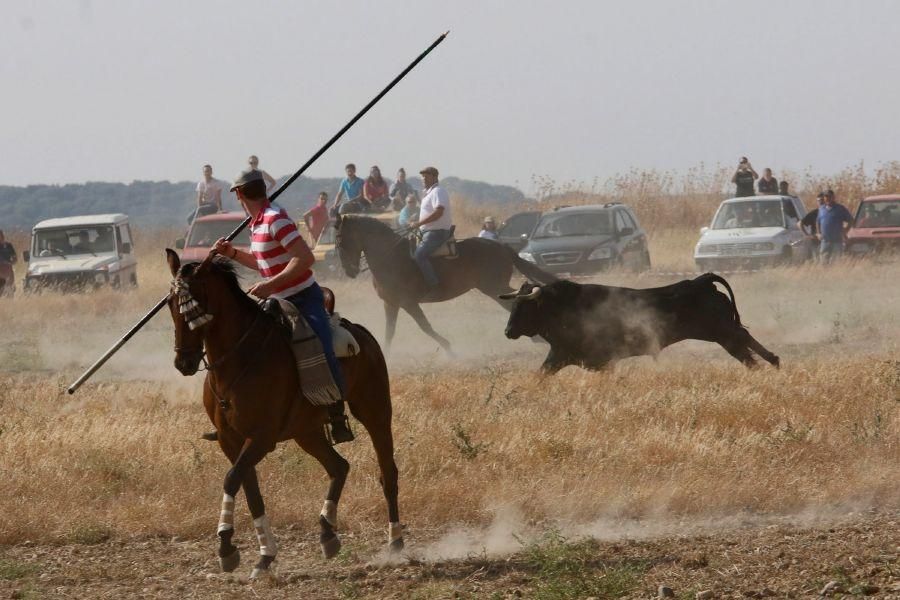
[521,286,542,300]
[498,292,518,299]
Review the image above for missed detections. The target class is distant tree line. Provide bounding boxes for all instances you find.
[0,175,525,231]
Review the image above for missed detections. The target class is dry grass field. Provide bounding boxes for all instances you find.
[1,199,899,597]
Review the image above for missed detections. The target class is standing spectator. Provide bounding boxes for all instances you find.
[799,193,825,236]
[398,195,418,227]
[779,180,792,196]
[363,166,391,211]
[758,168,779,194]
[248,155,278,193]
[302,192,330,243]
[0,230,16,265]
[333,163,365,215]
[190,164,225,223]
[816,189,853,264]
[390,168,418,211]
[478,216,500,240]
[731,157,758,197]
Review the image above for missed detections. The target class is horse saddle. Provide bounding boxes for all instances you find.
[407,225,459,260]
[261,291,360,359]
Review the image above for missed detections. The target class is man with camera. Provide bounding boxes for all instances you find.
[731,157,758,197]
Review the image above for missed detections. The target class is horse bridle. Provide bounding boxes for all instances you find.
[170,275,276,408]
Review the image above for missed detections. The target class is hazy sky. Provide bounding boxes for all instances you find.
[3,0,899,191]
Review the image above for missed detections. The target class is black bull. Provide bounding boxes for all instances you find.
[500,273,780,373]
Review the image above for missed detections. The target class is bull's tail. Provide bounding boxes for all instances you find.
[507,246,558,285]
[698,272,742,326]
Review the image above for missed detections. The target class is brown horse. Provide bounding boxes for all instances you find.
[164,249,401,579]
[335,215,557,352]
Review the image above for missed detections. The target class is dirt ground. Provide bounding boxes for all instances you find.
[1,509,899,599]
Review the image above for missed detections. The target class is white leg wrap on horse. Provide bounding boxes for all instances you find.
[389,522,403,544]
[320,500,338,528]
[253,514,277,557]
[217,493,235,534]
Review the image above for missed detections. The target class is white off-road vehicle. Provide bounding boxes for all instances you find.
[694,195,809,270]
[22,214,138,291]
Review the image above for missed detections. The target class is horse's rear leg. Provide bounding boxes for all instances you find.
[294,431,350,559]
[402,302,453,354]
[354,411,403,552]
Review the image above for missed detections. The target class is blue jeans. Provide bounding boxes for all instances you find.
[819,239,843,264]
[414,229,451,287]
[285,283,345,395]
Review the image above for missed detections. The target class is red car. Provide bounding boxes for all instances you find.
[846,194,900,255]
[175,212,260,284]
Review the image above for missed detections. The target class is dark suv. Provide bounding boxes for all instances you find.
[516,203,651,274]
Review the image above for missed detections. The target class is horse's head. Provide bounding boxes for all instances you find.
[334,216,362,278]
[165,249,219,375]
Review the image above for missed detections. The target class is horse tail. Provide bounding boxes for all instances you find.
[507,245,558,285]
[698,272,742,326]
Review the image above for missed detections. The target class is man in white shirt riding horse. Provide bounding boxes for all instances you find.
[408,166,452,289]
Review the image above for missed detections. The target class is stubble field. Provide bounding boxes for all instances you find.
[0,227,898,599]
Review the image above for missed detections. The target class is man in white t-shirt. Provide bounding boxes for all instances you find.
[191,164,225,222]
[408,166,452,288]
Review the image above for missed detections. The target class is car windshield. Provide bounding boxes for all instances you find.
[33,226,115,257]
[187,220,252,248]
[533,212,612,238]
[712,200,785,229]
[854,200,900,227]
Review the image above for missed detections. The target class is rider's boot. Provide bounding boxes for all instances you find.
[327,401,354,444]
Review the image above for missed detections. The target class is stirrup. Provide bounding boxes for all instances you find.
[329,415,355,445]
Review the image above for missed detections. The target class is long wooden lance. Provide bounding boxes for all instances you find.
[67,31,450,395]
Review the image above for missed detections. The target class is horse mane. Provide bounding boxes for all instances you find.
[180,258,262,314]
[342,215,401,240]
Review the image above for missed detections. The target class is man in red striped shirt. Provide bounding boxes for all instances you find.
[214,169,353,443]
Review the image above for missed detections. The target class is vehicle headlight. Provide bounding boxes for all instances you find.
[94,273,107,284]
[518,251,536,263]
[751,242,775,251]
[587,246,613,260]
[698,244,718,253]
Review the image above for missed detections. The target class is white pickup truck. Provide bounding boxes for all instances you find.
[22,214,138,291]
[694,195,809,270]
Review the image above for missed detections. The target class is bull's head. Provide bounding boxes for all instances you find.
[499,282,544,339]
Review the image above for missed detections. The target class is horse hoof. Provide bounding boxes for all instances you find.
[250,566,275,580]
[219,547,240,572]
[321,534,342,559]
[389,537,405,553]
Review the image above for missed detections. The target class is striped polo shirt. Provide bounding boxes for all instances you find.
[250,201,315,298]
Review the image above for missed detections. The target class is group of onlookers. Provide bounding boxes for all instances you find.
[732,156,857,263]
[731,157,791,197]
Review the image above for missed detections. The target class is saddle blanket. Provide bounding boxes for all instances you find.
[273,299,360,406]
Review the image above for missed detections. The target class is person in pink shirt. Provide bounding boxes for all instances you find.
[363,166,391,211]
[303,192,330,242]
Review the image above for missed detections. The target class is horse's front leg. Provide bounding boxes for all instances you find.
[383,301,399,352]
[243,466,277,579]
[216,435,273,575]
